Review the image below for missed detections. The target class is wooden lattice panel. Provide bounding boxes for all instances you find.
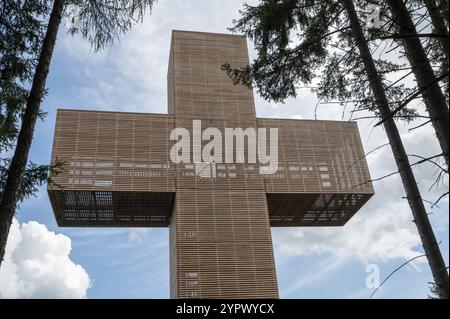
[49,190,174,227]
[257,118,374,227]
[258,119,373,194]
[267,193,373,227]
[48,109,176,227]
[50,109,175,192]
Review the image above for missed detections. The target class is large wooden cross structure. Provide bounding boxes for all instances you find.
[48,30,374,299]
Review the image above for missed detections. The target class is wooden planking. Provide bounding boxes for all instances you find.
[172,189,279,299]
[49,109,175,193]
[257,118,374,195]
[169,31,278,299]
[171,30,255,122]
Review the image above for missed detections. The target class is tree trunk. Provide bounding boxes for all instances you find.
[0,0,64,266]
[343,0,449,299]
[386,0,450,169]
[424,0,449,61]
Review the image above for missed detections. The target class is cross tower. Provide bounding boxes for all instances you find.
[48,30,374,299]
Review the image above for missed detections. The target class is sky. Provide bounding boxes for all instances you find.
[0,0,448,299]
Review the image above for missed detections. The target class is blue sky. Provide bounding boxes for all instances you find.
[0,0,448,299]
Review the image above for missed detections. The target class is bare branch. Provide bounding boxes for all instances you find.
[341,143,390,178]
[354,154,445,188]
[370,255,427,298]
[409,120,431,132]
[429,169,446,191]
[434,192,449,207]
[373,32,449,40]
[408,154,448,174]
[375,72,450,127]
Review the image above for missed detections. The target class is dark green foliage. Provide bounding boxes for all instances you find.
[1,1,158,204]
[224,0,419,120]
[0,0,50,151]
[0,1,66,208]
[0,0,63,203]
[315,29,419,121]
[0,158,64,204]
[223,0,342,102]
[0,0,159,267]
[66,0,156,51]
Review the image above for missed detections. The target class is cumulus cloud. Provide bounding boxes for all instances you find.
[0,219,91,299]
[273,206,422,264]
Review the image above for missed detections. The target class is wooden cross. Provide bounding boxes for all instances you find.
[48,30,374,299]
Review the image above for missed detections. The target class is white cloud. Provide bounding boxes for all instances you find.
[289,114,305,120]
[273,205,422,264]
[0,219,91,299]
[128,229,152,244]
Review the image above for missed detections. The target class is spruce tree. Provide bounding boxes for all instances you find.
[0,0,156,266]
[224,0,449,298]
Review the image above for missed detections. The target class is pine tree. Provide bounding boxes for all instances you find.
[1,0,50,151]
[224,0,449,298]
[343,0,448,299]
[384,0,449,169]
[0,1,63,221]
[0,0,156,266]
